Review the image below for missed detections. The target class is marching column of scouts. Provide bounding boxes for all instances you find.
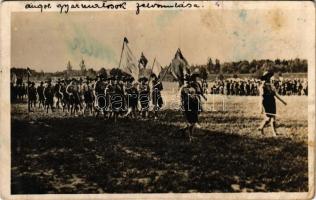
[20,73,164,122]
[12,69,289,141]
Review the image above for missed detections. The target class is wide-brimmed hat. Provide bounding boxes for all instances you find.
[129,77,135,82]
[184,74,191,81]
[190,69,200,80]
[98,74,105,79]
[138,76,148,82]
[191,68,200,76]
[150,73,158,79]
[107,76,115,81]
[261,71,274,81]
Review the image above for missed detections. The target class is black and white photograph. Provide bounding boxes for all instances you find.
[0,1,315,199]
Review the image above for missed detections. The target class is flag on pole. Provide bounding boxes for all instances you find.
[26,67,32,76]
[124,37,129,44]
[170,48,190,87]
[120,42,139,80]
[138,52,148,68]
[152,59,163,77]
[11,73,17,84]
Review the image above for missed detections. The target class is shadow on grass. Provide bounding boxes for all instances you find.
[11,110,307,194]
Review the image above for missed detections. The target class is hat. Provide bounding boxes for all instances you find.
[138,76,148,82]
[190,69,200,80]
[107,76,115,81]
[191,68,200,75]
[261,71,274,81]
[128,77,135,82]
[184,74,191,81]
[150,73,158,80]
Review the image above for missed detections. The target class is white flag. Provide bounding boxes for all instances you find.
[152,59,163,77]
[120,44,139,80]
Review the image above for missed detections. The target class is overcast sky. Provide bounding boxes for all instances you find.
[11,3,313,72]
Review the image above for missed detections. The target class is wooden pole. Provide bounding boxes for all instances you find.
[159,64,171,82]
[151,58,156,73]
[148,58,156,80]
[27,68,30,112]
[275,93,287,106]
[118,39,125,69]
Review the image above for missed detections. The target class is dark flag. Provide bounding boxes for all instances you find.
[26,67,32,76]
[170,48,190,87]
[124,37,129,44]
[138,52,148,68]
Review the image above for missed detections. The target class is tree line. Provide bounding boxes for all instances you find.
[196,58,307,74]
[11,58,307,82]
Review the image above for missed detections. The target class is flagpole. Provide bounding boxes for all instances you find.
[147,57,157,83]
[27,67,30,113]
[118,39,125,69]
[151,58,156,72]
[159,64,171,82]
[150,58,156,76]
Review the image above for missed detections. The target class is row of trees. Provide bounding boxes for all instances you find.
[197,58,308,75]
[11,58,307,82]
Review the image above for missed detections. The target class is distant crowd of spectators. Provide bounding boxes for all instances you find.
[207,78,308,96]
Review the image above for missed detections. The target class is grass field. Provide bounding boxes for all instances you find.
[11,82,308,193]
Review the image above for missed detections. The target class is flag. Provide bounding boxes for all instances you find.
[170,48,190,87]
[124,37,129,44]
[26,67,32,76]
[120,43,139,80]
[152,59,163,77]
[11,73,17,84]
[138,52,148,68]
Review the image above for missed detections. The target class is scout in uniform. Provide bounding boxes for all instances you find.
[138,77,150,119]
[110,76,125,122]
[66,78,81,116]
[258,71,287,136]
[37,81,45,109]
[178,71,207,141]
[124,77,139,118]
[28,82,37,110]
[94,75,107,118]
[150,74,163,120]
[43,79,55,113]
[60,79,71,114]
[54,79,62,109]
[82,77,95,116]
